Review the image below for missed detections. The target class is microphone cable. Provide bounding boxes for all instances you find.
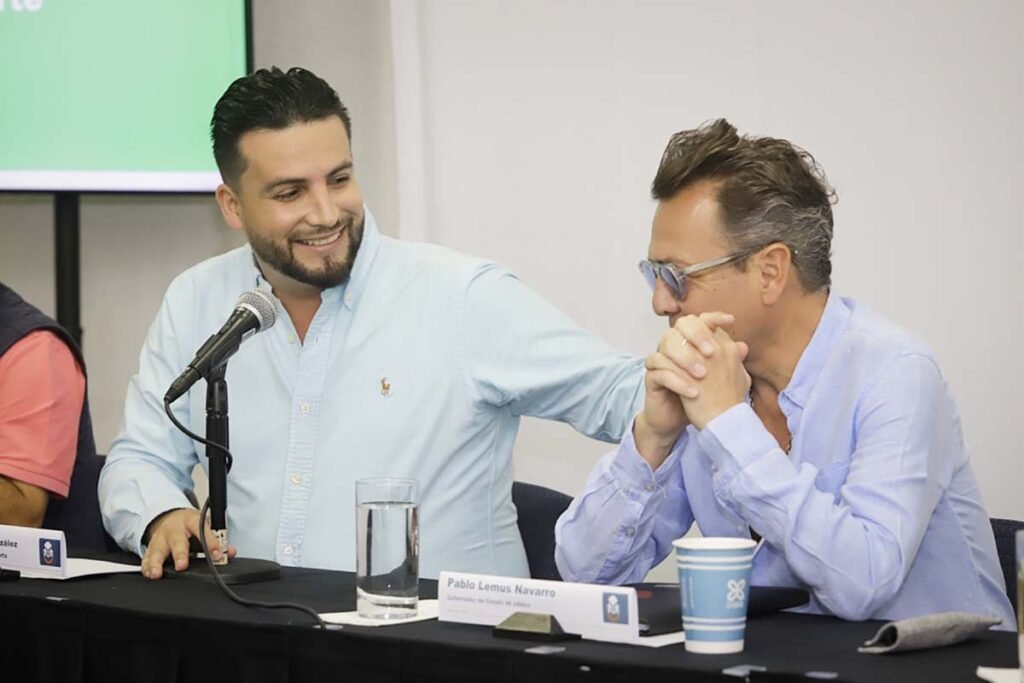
[163,398,327,629]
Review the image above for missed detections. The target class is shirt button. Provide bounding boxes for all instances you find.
[623,526,636,537]
[291,473,302,485]
[283,545,294,556]
[344,294,353,305]
[644,483,656,492]
[300,402,311,414]
[287,333,297,344]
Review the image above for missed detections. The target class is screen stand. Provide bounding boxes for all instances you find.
[54,192,82,349]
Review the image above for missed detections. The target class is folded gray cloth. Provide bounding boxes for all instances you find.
[857,612,1001,654]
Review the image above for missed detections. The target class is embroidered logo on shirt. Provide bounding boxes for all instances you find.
[381,377,391,397]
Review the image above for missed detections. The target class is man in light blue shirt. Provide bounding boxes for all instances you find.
[555,119,1014,627]
[99,67,643,580]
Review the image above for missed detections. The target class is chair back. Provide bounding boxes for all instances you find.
[512,481,573,581]
[990,517,1023,616]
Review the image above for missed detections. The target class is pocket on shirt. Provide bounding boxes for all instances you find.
[814,461,850,500]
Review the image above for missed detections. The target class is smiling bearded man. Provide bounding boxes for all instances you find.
[99,67,645,581]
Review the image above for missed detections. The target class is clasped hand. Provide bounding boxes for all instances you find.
[635,312,751,469]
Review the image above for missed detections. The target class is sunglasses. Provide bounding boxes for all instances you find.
[638,250,756,300]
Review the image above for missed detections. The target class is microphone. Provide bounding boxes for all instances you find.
[164,290,277,403]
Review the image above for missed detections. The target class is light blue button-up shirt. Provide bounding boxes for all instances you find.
[100,210,644,578]
[556,293,1015,628]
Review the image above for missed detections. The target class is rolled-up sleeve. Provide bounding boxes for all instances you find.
[555,425,692,584]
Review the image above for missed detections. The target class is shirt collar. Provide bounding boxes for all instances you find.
[245,205,382,311]
[780,290,851,410]
[340,206,381,310]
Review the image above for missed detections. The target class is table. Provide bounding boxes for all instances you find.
[0,558,1016,683]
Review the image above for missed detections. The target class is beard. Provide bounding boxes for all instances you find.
[247,214,365,289]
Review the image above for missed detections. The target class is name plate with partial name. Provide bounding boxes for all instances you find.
[438,571,639,644]
[0,524,67,577]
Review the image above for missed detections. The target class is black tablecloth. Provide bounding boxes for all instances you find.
[0,556,1016,683]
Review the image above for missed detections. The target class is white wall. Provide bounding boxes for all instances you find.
[391,0,1024,522]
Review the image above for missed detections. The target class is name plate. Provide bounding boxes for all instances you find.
[438,571,639,644]
[0,524,67,577]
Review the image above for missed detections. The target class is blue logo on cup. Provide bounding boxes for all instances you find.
[726,578,746,609]
[602,592,629,624]
[39,538,61,567]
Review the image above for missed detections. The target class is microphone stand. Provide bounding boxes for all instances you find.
[206,364,232,566]
[167,364,281,585]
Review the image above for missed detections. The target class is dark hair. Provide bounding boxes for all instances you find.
[211,66,352,186]
[651,119,836,291]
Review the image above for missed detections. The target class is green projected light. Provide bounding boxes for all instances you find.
[0,0,248,192]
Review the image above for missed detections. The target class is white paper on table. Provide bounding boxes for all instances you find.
[320,599,440,627]
[20,558,140,580]
[976,666,1020,683]
[629,631,687,648]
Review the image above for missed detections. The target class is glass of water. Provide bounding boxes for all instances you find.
[355,478,419,619]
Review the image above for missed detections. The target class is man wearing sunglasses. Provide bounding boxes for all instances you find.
[555,119,1014,627]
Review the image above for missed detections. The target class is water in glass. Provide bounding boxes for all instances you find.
[356,500,418,619]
